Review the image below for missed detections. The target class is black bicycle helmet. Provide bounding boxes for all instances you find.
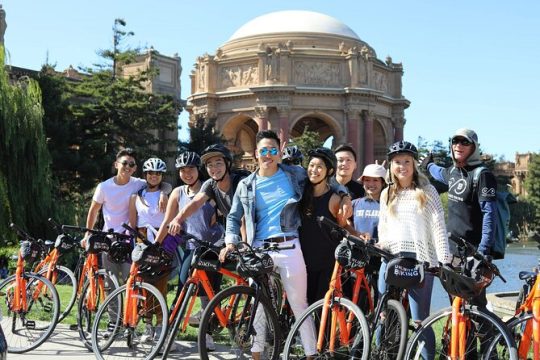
[200,144,233,167]
[108,240,132,264]
[387,141,418,160]
[236,253,274,278]
[175,151,201,169]
[307,147,337,176]
[439,260,494,299]
[282,145,304,165]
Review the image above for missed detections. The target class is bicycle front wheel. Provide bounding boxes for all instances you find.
[370,298,407,360]
[506,312,535,359]
[405,305,518,360]
[37,265,77,323]
[91,282,168,360]
[77,269,118,350]
[283,297,370,360]
[198,285,281,360]
[0,273,60,353]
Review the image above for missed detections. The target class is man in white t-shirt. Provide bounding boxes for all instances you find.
[85,148,170,283]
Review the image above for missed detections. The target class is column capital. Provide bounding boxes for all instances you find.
[254,106,268,119]
[277,105,290,117]
[345,107,361,119]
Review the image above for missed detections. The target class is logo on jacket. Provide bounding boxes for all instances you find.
[481,187,495,196]
[449,178,468,195]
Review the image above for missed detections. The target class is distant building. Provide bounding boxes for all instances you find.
[491,152,534,197]
[187,10,409,171]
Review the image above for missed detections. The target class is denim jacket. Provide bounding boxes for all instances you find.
[225,164,307,245]
[225,164,347,245]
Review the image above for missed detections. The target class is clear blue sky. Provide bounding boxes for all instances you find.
[2,0,539,161]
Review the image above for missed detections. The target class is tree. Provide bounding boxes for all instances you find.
[288,126,324,167]
[524,153,540,231]
[0,45,54,242]
[179,117,224,154]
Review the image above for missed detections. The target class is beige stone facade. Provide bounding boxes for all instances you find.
[187,11,409,170]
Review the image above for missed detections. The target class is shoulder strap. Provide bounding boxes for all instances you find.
[471,166,488,190]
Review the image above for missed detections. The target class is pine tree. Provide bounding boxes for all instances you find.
[288,126,324,167]
[180,117,224,154]
[524,153,540,231]
[0,45,54,242]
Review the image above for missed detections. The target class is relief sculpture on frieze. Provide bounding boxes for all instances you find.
[294,61,340,86]
[220,63,258,88]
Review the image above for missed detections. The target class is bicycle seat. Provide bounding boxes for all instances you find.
[519,271,537,281]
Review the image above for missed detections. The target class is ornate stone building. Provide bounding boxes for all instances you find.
[187,10,409,169]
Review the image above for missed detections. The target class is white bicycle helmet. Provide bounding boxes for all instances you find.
[142,157,167,173]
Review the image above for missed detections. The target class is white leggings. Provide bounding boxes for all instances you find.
[251,239,316,355]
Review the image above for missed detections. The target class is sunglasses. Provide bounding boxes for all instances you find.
[258,147,279,156]
[119,160,136,168]
[451,138,472,146]
[146,171,163,176]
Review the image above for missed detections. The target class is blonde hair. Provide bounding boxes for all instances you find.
[383,158,431,215]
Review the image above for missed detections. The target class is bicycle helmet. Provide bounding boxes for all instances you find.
[236,252,274,278]
[200,144,233,167]
[387,141,418,160]
[282,145,304,165]
[85,233,111,254]
[142,157,167,173]
[439,260,495,299]
[132,243,173,279]
[175,151,201,169]
[307,147,337,176]
[108,239,132,264]
[334,240,369,270]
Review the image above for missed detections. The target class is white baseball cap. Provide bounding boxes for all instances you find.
[360,164,387,183]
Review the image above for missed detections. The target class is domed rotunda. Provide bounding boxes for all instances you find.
[187,10,409,170]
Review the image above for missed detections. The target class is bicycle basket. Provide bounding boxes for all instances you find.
[334,240,369,270]
[108,239,132,264]
[236,252,274,278]
[20,240,44,264]
[54,234,75,253]
[384,257,424,289]
[132,243,173,278]
[85,233,111,254]
[439,259,494,299]
[193,248,222,272]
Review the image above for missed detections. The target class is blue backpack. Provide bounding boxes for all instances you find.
[471,167,511,260]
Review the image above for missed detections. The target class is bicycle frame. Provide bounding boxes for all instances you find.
[318,262,372,353]
[79,253,106,311]
[11,251,29,312]
[515,268,540,359]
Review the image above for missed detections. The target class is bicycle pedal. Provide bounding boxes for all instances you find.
[25,320,36,329]
[69,323,78,331]
[43,303,53,312]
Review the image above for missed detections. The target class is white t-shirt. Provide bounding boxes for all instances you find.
[93,177,146,232]
[135,190,165,243]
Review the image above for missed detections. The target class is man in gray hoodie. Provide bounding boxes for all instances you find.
[421,128,498,306]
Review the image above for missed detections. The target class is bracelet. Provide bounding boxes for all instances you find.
[339,192,351,200]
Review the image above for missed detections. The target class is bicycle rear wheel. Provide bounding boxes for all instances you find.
[0,273,60,353]
[283,297,370,360]
[370,299,407,360]
[77,269,118,350]
[405,305,518,360]
[506,312,534,359]
[91,282,168,360]
[198,285,281,360]
[37,265,77,323]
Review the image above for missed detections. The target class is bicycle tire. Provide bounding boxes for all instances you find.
[37,265,77,323]
[505,312,534,359]
[370,298,407,360]
[405,305,518,360]
[159,282,197,359]
[77,269,118,350]
[0,273,60,353]
[283,296,370,360]
[198,285,281,360]
[91,282,168,360]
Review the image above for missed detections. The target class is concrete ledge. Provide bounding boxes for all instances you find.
[487,291,518,321]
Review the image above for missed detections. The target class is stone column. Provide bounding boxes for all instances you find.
[277,106,290,144]
[254,106,268,131]
[346,108,361,178]
[363,111,374,165]
[394,117,405,142]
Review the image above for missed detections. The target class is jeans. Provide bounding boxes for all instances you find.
[378,261,435,360]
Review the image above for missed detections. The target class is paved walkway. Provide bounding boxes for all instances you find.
[8,324,200,360]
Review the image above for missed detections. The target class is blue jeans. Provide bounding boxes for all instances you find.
[378,261,435,360]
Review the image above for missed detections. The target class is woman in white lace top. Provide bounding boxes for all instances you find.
[378,140,451,359]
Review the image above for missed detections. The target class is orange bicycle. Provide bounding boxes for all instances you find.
[505,256,540,359]
[0,223,60,353]
[405,234,518,359]
[61,225,127,350]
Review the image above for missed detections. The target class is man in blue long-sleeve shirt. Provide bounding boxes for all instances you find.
[421,128,497,307]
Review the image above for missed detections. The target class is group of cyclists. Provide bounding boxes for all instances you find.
[1,127,510,359]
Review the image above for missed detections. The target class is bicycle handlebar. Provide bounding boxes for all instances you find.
[61,225,132,240]
[10,223,38,242]
[121,223,153,247]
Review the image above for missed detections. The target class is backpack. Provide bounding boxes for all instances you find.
[471,166,510,260]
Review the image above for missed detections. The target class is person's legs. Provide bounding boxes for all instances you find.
[408,274,435,360]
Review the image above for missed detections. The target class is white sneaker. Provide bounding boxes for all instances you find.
[188,310,202,326]
[140,324,154,343]
[206,334,216,352]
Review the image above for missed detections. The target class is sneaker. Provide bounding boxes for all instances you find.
[188,310,202,326]
[140,324,154,343]
[206,334,216,352]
